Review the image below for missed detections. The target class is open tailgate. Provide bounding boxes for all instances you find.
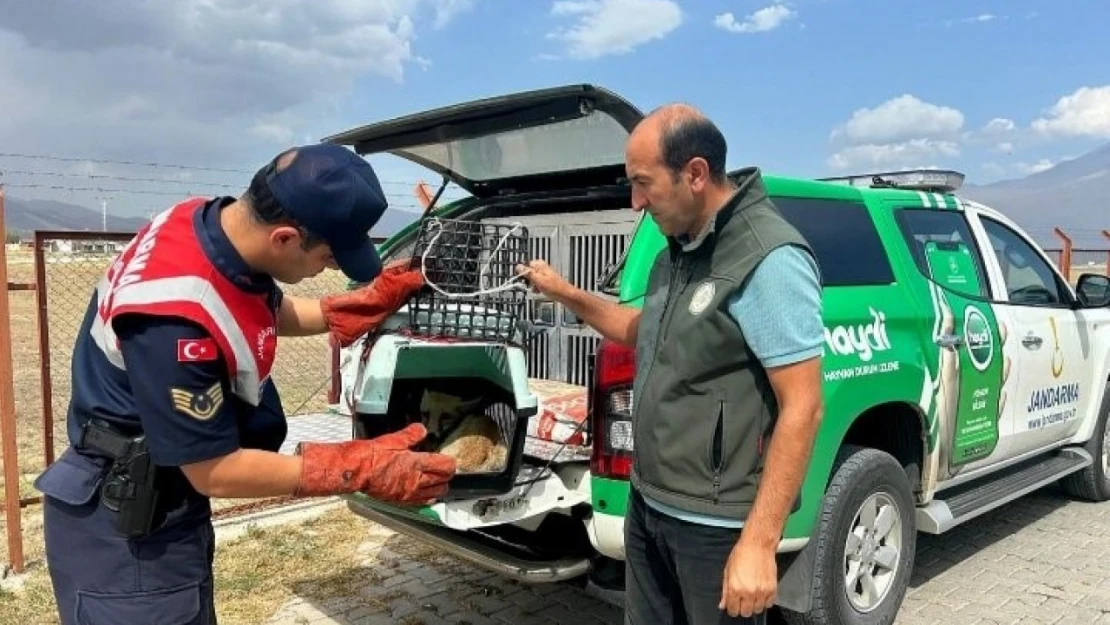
[322,83,644,198]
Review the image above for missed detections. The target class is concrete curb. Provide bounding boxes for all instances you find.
[211,497,349,545]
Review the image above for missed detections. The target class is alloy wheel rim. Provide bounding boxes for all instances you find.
[843,491,902,613]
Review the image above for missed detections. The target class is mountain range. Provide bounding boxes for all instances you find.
[3,143,1108,251]
[960,142,1110,250]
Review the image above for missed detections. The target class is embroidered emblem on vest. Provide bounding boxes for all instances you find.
[689,282,715,315]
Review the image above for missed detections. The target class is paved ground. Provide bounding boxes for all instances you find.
[259,487,1110,625]
[264,414,1110,625]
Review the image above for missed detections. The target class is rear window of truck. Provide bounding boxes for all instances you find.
[775,197,895,287]
[598,197,894,296]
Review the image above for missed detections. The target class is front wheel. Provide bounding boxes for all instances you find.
[783,445,916,625]
[1059,382,1110,502]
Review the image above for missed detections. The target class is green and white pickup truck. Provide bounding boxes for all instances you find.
[322,84,1110,625]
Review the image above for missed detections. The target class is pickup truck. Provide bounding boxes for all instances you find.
[322,84,1110,625]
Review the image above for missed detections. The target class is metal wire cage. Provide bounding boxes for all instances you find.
[407,217,530,341]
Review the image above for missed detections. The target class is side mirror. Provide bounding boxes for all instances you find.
[1076,273,1110,308]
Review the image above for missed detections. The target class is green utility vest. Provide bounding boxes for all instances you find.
[630,168,814,520]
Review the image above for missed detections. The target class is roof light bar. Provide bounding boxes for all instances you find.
[817,169,966,193]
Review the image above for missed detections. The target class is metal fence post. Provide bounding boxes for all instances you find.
[0,187,25,574]
[1053,227,1072,276]
[1104,230,1110,277]
[32,232,56,467]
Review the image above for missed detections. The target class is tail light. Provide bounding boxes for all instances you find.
[589,338,635,479]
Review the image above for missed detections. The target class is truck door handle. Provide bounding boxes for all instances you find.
[936,333,963,348]
[1022,335,1043,349]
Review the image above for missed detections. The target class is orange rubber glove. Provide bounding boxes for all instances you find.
[294,423,457,505]
[320,262,425,347]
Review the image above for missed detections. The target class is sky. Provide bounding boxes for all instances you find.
[1,0,1108,219]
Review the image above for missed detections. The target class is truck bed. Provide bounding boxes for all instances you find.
[524,378,591,464]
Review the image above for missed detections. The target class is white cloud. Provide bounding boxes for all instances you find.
[1031,85,1110,138]
[827,140,961,172]
[0,0,480,201]
[826,94,967,171]
[965,117,1017,152]
[981,157,1061,180]
[715,5,797,34]
[982,118,1016,134]
[1016,159,1056,175]
[546,0,683,59]
[830,95,965,146]
[944,13,1006,27]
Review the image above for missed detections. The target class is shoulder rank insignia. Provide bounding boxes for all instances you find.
[170,381,224,421]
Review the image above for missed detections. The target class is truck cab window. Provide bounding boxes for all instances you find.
[978,217,1069,307]
[894,208,991,299]
[774,197,894,286]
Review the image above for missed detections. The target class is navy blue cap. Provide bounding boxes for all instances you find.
[260,144,386,282]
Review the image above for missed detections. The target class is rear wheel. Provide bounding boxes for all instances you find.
[1059,382,1110,502]
[783,445,916,625]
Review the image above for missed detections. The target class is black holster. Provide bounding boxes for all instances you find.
[80,418,160,538]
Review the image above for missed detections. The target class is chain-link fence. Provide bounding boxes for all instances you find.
[28,230,354,468]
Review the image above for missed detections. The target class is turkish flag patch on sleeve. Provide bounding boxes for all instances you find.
[177,338,218,363]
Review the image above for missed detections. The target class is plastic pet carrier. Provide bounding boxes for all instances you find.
[345,217,539,500]
[406,216,530,342]
[347,335,538,501]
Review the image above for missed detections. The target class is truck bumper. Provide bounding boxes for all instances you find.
[346,499,593,584]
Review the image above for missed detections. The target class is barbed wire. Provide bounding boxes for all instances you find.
[0,149,470,215]
[0,166,439,190]
[1,168,241,189]
[0,151,255,174]
[0,181,428,210]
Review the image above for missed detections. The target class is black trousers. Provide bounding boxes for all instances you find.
[625,488,767,625]
[37,448,217,625]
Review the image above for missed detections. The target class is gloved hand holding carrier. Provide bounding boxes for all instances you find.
[339,216,542,501]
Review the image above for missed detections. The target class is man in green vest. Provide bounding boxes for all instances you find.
[517,104,825,624]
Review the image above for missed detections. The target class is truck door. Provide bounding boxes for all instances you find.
[966,209,1096,460]
[892,206,1011,477]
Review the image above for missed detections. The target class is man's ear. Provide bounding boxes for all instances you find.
[686,158,710,192]
[269,225,301,247]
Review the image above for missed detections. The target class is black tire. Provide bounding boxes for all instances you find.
[782,445,916,625]
[1059,382,1110,502]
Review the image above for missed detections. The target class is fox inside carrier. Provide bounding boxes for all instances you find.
[345,217,542,501]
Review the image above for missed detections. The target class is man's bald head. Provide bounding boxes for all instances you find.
[630,103,729,185]
[624,103,736,238]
